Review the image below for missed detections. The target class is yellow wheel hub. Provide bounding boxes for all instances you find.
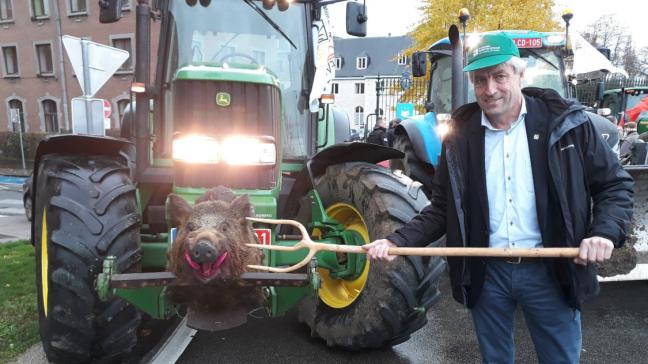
[318,203,370,308]
[41,208,49,317]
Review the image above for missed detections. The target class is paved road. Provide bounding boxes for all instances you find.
[178,276,648,364]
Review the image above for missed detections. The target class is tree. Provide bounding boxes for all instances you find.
[581,15,646,78]
[639,47,648,77]
[408,0,561,54]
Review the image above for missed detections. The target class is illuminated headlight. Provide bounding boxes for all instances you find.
[172,135,276,165]
[436,113,452,140]
[172,135,219,164]
[221,136,276,165]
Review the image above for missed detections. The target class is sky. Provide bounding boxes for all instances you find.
[327,0,648,49]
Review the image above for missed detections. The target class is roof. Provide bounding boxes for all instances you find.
[333,35,413,78]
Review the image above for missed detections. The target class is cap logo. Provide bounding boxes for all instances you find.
[473,45,501,57]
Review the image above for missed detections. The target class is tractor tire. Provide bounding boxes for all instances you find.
[392,133,436,197]
[34,154,142,364]
[298,162,446,349]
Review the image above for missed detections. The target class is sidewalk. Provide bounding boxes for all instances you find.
[0,215,30,243]
[0,168,30,177]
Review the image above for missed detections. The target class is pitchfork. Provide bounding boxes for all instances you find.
[246,217,579,273]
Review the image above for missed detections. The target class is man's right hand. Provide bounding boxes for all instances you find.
[362,239,397,261]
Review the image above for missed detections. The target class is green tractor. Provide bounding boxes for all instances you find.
[30,1,445,362]
[600,87,648,133]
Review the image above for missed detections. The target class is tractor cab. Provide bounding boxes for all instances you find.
[421,31,568,117]
[160,0,311,164]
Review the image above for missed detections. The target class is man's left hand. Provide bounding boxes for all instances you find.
[575,236,614,265]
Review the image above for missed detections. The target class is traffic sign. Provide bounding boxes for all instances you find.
[400,72,412,91]
[71,97,105,135]
[62,35,129,97]
[396,103,415,119]
[103,99,112,118]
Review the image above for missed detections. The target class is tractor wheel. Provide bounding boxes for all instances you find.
[298,162,446,349]
[392,133,436,197]
[34,154,142,363]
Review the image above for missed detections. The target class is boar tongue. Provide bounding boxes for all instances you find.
[184,251,228,279]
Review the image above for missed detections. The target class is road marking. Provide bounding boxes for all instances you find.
[0,208,25,215]
[0,199,23,205]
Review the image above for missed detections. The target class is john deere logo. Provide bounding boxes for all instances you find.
[216,92,231,107]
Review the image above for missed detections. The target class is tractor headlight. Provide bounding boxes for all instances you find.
[172,135,220,164]
[221,136,276,165]
[172,135,276,165]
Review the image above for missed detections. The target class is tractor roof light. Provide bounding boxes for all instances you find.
[277,0,291,11]
[262,0,275,10]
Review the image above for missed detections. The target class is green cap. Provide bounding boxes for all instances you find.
[463,33,520,72]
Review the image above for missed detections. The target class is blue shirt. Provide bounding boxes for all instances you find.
[482,99,542,249]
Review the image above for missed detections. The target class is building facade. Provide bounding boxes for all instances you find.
[0,0,160,133]
[331,35,412,132]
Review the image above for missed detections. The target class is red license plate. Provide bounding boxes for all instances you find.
[254,229,272,245]
[513,38,542,48]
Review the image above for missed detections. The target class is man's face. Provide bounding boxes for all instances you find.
[471,63,523,121]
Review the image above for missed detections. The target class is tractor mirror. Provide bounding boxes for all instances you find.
[99,0,123,24]
[346,2,367,37]
[412,52,427,77]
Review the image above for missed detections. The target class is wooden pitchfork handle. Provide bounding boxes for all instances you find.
[246,217,579,273]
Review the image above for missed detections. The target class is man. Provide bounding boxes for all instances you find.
[364,33,633,363]
[387,117,402,147]
[620,122,640,163]
[366,117,388,146]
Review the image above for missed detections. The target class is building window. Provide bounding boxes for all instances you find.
[9,99,25,132]
[35,43,54,76]
[2,45,19,77]
[333,57,342,70]
[397,53,407,65]
[31,0,49,19]
[331,83,339,94]
[42,99,58,132]
[117,99,130,128]
[355,82,364,94]
[68,0,86,15]
[0,0,13,22]
[354,106,364,125]
[111,36,133,73]
[356,57,367,70]
[252,50,265,64]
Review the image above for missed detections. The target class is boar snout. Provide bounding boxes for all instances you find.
[191,239,218,264]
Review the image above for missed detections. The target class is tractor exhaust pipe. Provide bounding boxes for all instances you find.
[449,25,465,112]
[135,0,151,179]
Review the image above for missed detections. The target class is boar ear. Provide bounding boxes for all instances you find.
[167,194,192,227]
[230,194,254,218]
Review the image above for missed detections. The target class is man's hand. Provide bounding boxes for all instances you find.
[575,236,614,265]
[363,239,397,261]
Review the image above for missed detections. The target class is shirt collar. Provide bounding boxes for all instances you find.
[481,96,527,131]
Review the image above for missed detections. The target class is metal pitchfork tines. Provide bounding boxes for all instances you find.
[245,217,580,273]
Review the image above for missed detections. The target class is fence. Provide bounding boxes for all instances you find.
[376,76,429,122]
[375,74,648,119]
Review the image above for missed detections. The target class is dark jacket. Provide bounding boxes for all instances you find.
[387,87,634,309]
[387,125,397,147]
[367,126,388,146]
